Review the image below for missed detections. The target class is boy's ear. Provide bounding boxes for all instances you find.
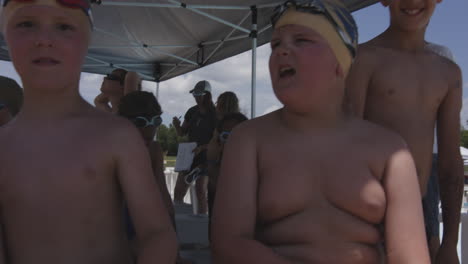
[380,0,391,7]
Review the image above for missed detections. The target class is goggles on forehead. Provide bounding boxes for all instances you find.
[1,0,93,25]
[105,74,124,86]
[271,0,357,58]
[130,115,162,128]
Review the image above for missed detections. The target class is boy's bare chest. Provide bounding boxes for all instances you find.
[369,57,448,110]
[0,135,118,210]
[256,138,386,226]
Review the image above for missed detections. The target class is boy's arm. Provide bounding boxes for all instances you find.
[436,65,464,264]
[0,207,6,264]
[116,124,177,264]
[124,71,141,95]
[206,134,221,182]
[384,143,430,264]
[94,93,112,112]
[150,142,175,224]
[211,124,292,264]
[345,47,373,117]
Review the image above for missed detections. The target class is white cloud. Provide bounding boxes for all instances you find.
[155,45,277,123]
[262,104,281,116]
[82,73,102,82]
[0,45,280,125]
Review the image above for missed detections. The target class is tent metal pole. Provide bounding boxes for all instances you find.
[167,0,250,34]
[85,55,155,80]
[89,44,195,49]
[156,82,160,99]
[160,49,201,80]
[250,6,258,119]
[101,1,251,10]
[94,27,199,66]
[203,11,251,65]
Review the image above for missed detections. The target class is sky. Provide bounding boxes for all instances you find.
[1,1,467,127]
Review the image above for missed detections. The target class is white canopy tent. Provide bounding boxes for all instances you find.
[460,146,468,164]
[0,0,378,117]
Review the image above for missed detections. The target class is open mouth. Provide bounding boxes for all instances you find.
[32,57,60,66]
[279,66,296,78]
[401,8,424,16]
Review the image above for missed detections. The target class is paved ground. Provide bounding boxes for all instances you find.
[175,203,212,264]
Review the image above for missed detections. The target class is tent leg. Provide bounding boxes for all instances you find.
[156,81,160,99]
[250,6,258,119]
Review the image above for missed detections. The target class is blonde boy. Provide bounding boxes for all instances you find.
[0,0,177,263]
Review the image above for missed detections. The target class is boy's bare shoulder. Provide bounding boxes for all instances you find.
[230,110,279,136]
[350,41,386,71]
[431,51,462,77]
[86,109,142,144]
[349,117,408,153]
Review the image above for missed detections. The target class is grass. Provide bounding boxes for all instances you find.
[165,156,177,168]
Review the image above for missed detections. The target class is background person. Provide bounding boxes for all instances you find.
[94,69,141,113]
[119,91,192,264]
[172,80,217,215]
[206,112,247,240]
[346,0,464,262]
[0,76,23,126]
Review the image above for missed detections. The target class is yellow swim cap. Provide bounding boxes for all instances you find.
[272,0,358,76]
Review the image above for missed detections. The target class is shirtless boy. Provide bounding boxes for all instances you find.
[0,1,177,263]
[211,0,429,263]
[346,0,463,262]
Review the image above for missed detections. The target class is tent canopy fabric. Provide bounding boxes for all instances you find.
[0,0,378,82]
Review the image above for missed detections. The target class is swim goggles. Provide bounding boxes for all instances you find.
[0,103,5,111]
[271,0,358,58]
[1,0,94,26]
[105,73,125,86]
[219,131,230,143]
[130,115,162,128]
[192,92,206,97]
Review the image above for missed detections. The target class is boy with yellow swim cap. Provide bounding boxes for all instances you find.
[0,0,177,263]
[211,0,429,263]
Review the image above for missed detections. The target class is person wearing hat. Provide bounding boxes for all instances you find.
[211,0,429,263]
[172,80,217,215]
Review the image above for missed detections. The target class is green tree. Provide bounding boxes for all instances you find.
[461,130,468,148]
[157,124,187,156]
[157,124,169,152]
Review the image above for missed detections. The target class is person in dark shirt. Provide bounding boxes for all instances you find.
[172,80,217,214]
